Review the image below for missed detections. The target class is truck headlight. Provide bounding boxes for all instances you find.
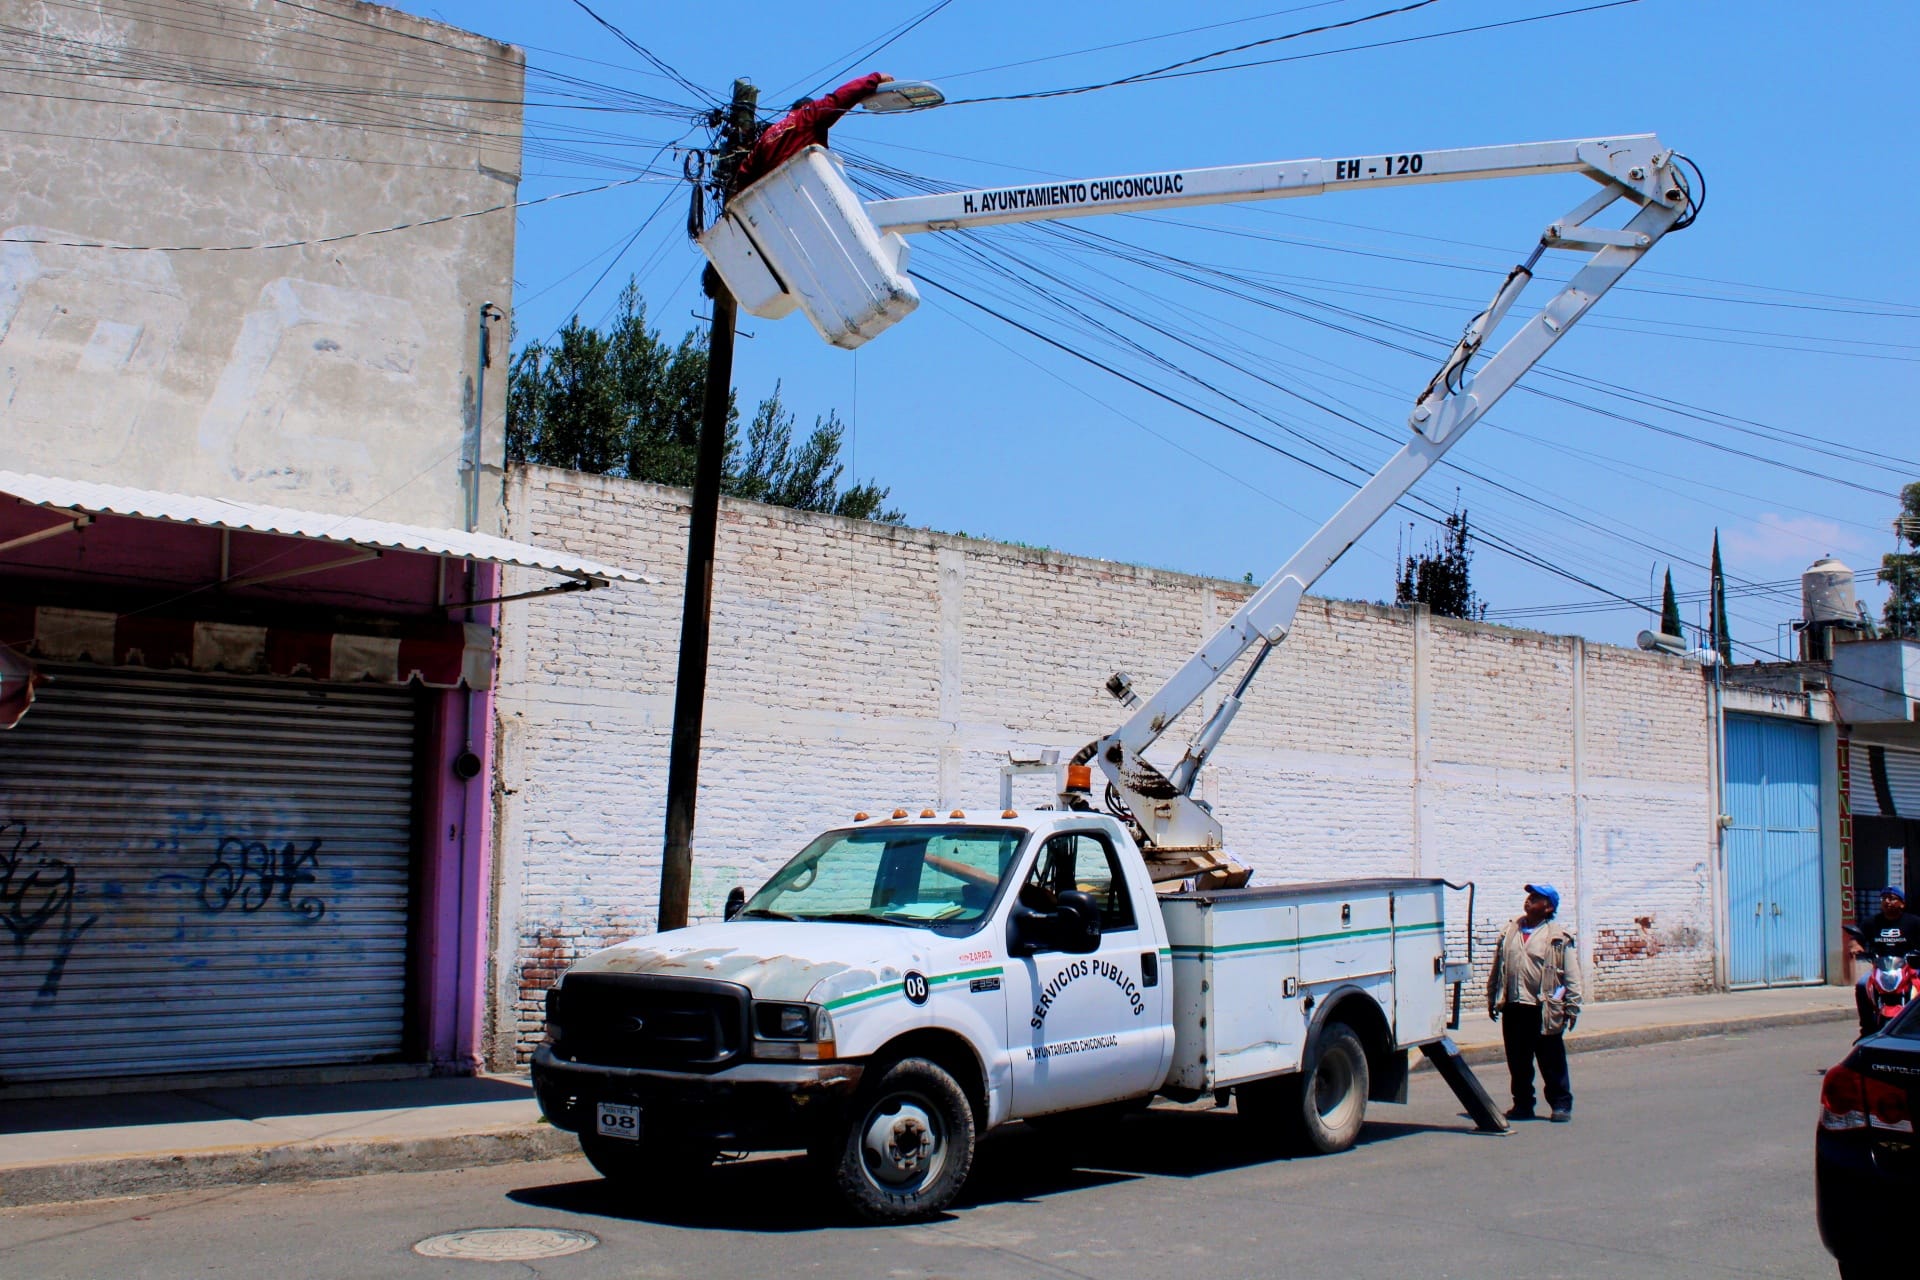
[754,1001,816,1040]
[751,1002,835,1059]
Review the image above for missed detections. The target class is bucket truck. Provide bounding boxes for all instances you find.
[530,131,1696,1221]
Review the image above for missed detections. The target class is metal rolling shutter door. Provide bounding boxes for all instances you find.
[0,668,418,1082]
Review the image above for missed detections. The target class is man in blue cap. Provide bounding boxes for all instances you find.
[1488,882,1583,1122]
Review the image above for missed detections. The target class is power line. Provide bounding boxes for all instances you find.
[848,135,1920,320]
[930,1,1352,82]
[946,0,1639,104]
[839,160,1892,636]
[860,181,1873,640]
[546,182,685,342]
[776,0,960,103]
[0,171,673,253]
[947,0,1443,103]
[565,0,720,108]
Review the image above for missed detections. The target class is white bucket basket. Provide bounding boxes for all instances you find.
[697,147,919,351]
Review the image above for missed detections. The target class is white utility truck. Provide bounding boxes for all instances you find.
[531,130,1696,1221]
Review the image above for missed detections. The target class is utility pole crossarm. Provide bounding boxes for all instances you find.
[866,136,1670,235]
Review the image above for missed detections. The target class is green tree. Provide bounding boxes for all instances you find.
[1884,481,1920,639]
[1394,509,1487,621]
[731,384,900,521]
[506,282,902,523]
[1660,568,1683,638]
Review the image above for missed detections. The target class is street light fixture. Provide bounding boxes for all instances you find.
[861,80,945,112]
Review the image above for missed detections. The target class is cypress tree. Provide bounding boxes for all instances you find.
[1660,568,1683,639]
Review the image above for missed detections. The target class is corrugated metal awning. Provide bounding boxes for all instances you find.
[0,470,646,585]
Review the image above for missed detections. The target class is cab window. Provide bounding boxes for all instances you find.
[1023,831,1136,933]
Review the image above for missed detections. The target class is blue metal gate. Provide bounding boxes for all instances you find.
[1723,714,1825,987]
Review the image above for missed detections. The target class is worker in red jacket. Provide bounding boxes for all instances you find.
[735,72,891,190]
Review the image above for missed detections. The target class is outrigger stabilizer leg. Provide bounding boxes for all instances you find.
[1420,1038,1512,1134]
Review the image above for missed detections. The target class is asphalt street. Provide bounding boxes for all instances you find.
[0,1020,1851,1280]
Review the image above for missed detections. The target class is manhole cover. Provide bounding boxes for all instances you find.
[413,1227,598,1261]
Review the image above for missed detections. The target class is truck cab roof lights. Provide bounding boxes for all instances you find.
[853,812,870,821]
[920,809,936,819]
[950,809,966,819]
[892,808,909,819]
[1002,809,1018,819]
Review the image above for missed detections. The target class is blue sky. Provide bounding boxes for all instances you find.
[399,0,1916,654]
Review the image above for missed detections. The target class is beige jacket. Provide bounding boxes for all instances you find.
[1487,917,1583,1034]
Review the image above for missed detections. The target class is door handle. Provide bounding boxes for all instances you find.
[1141,951,1159,988]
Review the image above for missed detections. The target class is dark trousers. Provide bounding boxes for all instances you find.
[1501,1001,1572,1113]
[1857,974,1885,1034]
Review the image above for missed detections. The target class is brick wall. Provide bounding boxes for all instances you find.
[489,466,1717,1066]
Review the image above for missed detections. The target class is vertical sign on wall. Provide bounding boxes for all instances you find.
[1837,734,1856,929]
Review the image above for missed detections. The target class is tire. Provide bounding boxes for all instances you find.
[578,1132,714,1192]
[1238,1022,1370,1155]
[816,1056,975,1223]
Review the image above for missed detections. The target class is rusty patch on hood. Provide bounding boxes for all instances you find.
[573,941,880,1003]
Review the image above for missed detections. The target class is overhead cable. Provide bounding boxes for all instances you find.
[946,0,1638,104]
[565,0,721,108]
[0,171,671,253]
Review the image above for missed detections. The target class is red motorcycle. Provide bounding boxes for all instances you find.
[1849,926,1920,1034]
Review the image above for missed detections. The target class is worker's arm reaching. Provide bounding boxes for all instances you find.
[737,72,890,189]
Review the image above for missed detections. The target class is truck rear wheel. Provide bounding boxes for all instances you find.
[818,1056,975,1223]
[1239,1021,1370,1155]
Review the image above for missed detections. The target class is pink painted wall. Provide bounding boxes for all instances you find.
[413,562,497,1073]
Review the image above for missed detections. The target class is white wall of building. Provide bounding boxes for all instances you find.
[490,466,1718,1066]
[0,0,522,533]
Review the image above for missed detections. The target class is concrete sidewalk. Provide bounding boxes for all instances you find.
[0,985,1857,1209]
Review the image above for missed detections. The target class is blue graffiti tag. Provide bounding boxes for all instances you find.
[199,837,326,922]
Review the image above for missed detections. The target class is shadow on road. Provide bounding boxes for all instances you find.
[0,1075,536,1135]
[507,1103,1463,1231]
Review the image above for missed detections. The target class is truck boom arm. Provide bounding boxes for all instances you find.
[697,132,1695,876]
[863,136,1675,235]
[1106,184,1684,861]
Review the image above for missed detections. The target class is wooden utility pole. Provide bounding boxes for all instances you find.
[659,78,758,931]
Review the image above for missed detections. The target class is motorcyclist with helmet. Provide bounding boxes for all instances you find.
[1849,886,1920,1036]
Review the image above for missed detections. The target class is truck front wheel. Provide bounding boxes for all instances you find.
[1239,1021,1370,1155]
[818,1056,975,1223]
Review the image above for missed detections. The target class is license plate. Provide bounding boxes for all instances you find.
[595,1102,641,1142]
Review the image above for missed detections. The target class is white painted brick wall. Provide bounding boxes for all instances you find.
[489,465,1717,1066]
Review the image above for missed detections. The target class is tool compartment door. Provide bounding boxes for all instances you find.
[1390,884,1448,1044]
[1196,897,1302,1087]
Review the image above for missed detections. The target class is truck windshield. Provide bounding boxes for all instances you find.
[742,825,1026,934]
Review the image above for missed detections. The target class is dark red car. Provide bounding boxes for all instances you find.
[1817,1001,1919,1276]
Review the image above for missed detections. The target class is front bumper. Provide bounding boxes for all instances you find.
[531,1046,866,1150]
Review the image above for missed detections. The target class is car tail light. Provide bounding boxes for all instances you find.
[1821,1063,1913,1133]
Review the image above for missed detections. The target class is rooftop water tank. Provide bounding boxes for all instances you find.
[1802,556,1860,626]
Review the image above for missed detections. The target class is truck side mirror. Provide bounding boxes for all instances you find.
[1007,890,1104,956]
[724,886,747,921]
[1054,890,1103,954]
